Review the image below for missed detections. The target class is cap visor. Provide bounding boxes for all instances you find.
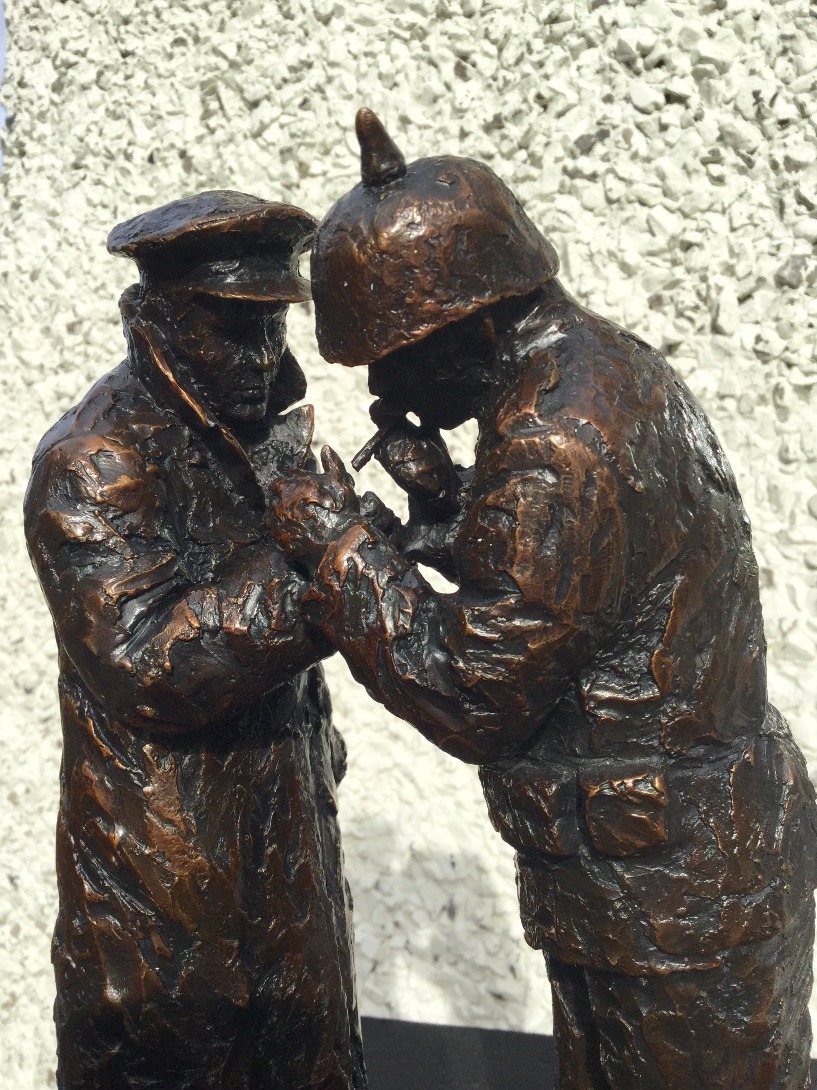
[187,271,312,303]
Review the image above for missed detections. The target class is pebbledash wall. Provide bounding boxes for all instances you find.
[1,0,816,1084]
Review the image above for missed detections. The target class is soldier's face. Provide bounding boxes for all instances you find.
[368,312,495,431]
[165,294,288,426]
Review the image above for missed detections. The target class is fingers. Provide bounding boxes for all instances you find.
[369,397,406,429]
[320,445,355,491]
[320,444,342,475]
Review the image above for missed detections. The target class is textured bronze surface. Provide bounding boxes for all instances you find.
[312,109,559,368]
[25,192,365,1090]
[269,112,817,1089]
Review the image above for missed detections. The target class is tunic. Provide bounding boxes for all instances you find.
[299,280,817,1084]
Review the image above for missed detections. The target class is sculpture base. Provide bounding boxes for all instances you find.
[361,1017,817,1089]
[362,1016,553,1089]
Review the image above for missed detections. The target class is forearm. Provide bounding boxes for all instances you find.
[311,522,561,764]
[392,494,468,581]
[26,437,329,734]
[55,546,330,733]
[267,429,628,763]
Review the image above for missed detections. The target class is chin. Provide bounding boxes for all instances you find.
[413,402,474,431]
[436,409,474,430]
[225,400,269,427]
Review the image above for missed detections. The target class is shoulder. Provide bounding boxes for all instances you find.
[479,373,615,488]
[495,293,679,495]
[25,364,161,532]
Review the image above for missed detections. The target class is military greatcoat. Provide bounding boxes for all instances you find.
[24,304,365,1090]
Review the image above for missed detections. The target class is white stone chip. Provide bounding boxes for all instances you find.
[629,79,665,114]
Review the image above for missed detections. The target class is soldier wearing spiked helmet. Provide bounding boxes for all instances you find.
[268,112,817,1089]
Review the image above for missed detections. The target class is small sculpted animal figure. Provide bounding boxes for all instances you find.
[267,111,817,1090]
[24,192,365,1090]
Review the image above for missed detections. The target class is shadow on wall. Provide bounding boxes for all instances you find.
[348,816,552,1033]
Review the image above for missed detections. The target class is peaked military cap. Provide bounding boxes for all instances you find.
[108,191,317,303]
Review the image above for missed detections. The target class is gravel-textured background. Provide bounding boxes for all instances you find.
[1,1,816,1085]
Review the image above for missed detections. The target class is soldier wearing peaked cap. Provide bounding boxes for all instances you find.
[267,114,817,1089]
[25,192,366,1090]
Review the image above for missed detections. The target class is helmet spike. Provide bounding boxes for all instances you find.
[355,108,407,188]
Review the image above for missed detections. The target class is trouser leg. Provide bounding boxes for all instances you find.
[547,955,611,1090]
[546,897,815,1090]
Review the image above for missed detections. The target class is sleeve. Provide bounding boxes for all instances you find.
[311,426,629,764]
[24,431,330,734]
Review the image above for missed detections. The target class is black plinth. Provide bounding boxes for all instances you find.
[361,1017,554,1090]
[361,1017,817,1089]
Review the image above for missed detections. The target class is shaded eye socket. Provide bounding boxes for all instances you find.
[368,309,493,392]
[202,297,260,331]
[367,359,393,396]
[175,297,287,341]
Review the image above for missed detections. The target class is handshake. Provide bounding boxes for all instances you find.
[28,102,807,1090]
[267,406,467,576]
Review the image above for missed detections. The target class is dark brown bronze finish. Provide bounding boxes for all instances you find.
[269,112,817,1090]
[25,192,365,1090]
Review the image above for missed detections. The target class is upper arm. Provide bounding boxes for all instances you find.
[25,431,196,727]
[438,427,630,757]
[26,432,329,732]
[26,430,162,566]
[454,427,627,613]
[309,426,633,766]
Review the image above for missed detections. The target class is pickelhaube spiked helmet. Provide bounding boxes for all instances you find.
[108,191,317,303]
[312,109,559,366]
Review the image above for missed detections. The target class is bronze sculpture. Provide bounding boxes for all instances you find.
[24,192,365,1090]
[267,110,817,1089]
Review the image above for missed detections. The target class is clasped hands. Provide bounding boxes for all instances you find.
[266,415,461,569]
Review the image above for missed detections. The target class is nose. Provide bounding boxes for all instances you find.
[254,343,277,373]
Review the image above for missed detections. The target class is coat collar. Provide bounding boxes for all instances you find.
[124,305,266,511]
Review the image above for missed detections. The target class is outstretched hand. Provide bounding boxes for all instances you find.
[266,445,361,563]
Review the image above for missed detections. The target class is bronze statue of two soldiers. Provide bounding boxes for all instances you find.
[25,110,817,1089]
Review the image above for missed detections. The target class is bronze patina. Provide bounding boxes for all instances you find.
[267,110,817,1090]
[25,191,365,1090]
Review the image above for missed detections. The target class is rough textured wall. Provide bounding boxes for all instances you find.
[1,0,815,1085]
